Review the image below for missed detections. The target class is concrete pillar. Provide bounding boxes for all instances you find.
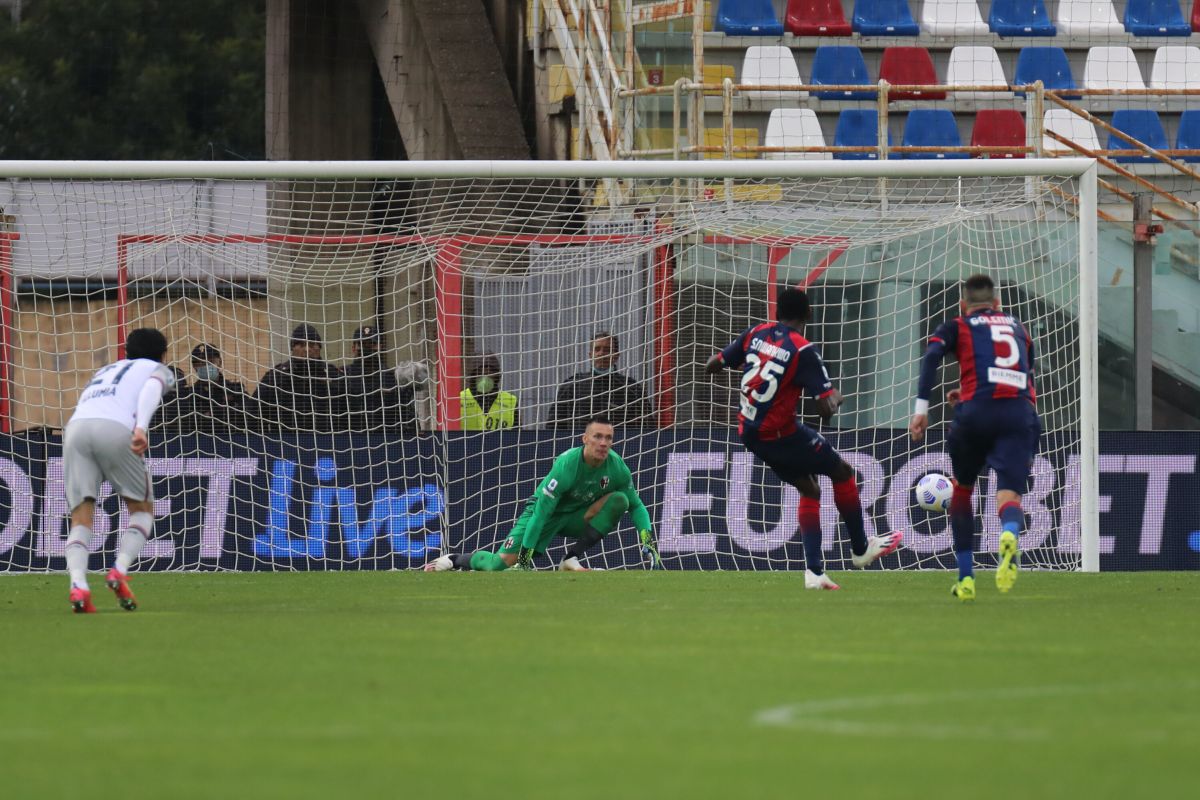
[267,0,374,161]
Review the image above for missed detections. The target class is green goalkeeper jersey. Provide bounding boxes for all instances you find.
[517,446,653,549]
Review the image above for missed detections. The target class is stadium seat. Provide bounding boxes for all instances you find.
[851,0,920,35]
[989,0,1057,36]
[1056,0,1124,35]
[764,109,831,160]
[741,46,806,99]
[1083,47,1147,90]
[785,0,852,35]
[833,109,891,159]
[971,110,1027,158]
[810,46,874,100]
[1106,109,1169,163]
[1043,109,1101,154]
[1124,0,1192,36]
[1150,46,1200,88]
[715,0,784,35]
[1014,47,1079,98]
[946,46,1012,99]
[879,47,945,100]
[921,0,989,35]
[1175,110,1200,162]
[901,109,968,159]
[1194,0,1200,31]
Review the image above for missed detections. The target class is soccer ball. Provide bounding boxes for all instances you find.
[915,473,953,513]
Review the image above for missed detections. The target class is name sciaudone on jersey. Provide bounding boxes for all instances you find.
[749,337,792,362]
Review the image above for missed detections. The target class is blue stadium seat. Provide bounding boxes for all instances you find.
[833,110,891,159]
[989,0,1057,36]
[810,46,874,100]
[901,110,969,159]
[852,0,920,35]
[1107,110,1169,163]
[1014,47,1079,98]
[1176,110,1200,162]
[715,0,785,35]
[1124,0,1192,36]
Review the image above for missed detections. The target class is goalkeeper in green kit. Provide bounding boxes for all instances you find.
[424,414,659,572]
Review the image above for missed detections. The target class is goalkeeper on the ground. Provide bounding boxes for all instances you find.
[425,414,659,572]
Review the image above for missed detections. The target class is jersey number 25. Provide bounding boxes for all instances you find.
[739,353,784,420]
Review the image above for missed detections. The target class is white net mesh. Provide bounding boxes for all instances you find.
[0,165,1090,572]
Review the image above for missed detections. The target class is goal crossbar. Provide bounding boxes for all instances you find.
[0,159,1096,180]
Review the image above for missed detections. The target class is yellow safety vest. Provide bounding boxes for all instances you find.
[460,389,517,430]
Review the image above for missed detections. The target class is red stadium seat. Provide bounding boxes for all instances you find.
[971,110,1027,159]
[878,47,945,100]
[785,0,853,35]
[1193,0,1200,30]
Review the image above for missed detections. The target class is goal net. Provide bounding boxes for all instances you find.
[0,160,1098,573]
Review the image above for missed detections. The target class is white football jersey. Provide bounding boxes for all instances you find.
[69,359,176,430]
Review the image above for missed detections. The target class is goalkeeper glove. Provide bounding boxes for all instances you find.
[512,547,536,571]
[639,529,661,569]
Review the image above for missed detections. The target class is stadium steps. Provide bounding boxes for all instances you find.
[360,0,529,159]
[1097,283,1200,392]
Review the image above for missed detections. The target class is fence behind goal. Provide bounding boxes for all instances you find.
[0,160,1099,572]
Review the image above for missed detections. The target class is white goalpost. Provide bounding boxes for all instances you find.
[0,158,1098,573]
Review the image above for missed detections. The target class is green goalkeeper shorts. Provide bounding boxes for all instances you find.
[498,505,591,554]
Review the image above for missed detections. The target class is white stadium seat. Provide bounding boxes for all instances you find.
[1083,46,1146,90]
[921,0,990,36]
[1043,109,1101,154]
[764,109,830,160]
[1150,46,1200,89]
[1056,1,1124,36]
[741,46,806,100]
[946,46,1012,99]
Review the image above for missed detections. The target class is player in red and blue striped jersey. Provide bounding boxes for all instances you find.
[707,289,903,590]
[909,274,1040,601]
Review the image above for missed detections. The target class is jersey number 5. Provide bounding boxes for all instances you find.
[739,353,785,420]
[990,325,1020,368]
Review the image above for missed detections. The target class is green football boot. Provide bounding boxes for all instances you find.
[951,575,976,603]
[996,531,1019,593]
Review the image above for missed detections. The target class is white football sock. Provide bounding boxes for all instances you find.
[114,512,154,575]
[66,524,92,591]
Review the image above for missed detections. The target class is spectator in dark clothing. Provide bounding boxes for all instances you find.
[153,366,189,434]
[342,325,415,435]
[172,343,253,435]
[254,323,344,434]
[549,331,653,432]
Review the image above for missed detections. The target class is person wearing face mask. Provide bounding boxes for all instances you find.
[254,323,344,434]
[549,331,652,432]
[174,344,252,436]
[342,325,415,436]
[459,353,519,430]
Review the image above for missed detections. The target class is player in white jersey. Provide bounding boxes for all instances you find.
[63,328,175,613]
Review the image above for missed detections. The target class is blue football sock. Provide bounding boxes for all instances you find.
[955,550,974,581]
[999,501,1024,538]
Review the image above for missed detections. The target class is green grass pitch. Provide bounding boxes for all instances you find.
[2,571,1196,799]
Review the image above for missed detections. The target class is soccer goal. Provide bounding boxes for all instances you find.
[0,159,1098,574]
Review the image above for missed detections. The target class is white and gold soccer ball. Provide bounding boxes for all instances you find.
[915,473,953,513]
